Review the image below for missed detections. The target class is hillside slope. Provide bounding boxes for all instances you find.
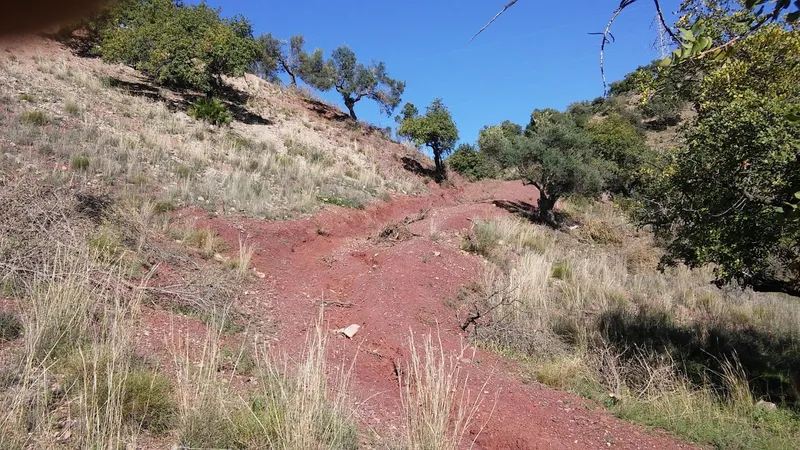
[0,36,764,449]
[0,36,425,219]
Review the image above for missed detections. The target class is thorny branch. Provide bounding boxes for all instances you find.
[460,283,521,333]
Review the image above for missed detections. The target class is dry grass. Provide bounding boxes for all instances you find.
[175,310,358,449]
[400,332,492,450]
[0,48,424,220]
[461,200,800,449]
[0,245,160,449]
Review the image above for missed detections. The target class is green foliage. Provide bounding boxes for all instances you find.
[635,26,800,295]
[485,111,606,225]
[587,114,652,196]
[121,369,176,433]
[188,97,233,126]
[397,99,458,181]
[447,143,497,181]
[20,110,48,126]
[254,34,309,86]
[99,0,259,93]
[305,45,405,120]
[70,155,91,171]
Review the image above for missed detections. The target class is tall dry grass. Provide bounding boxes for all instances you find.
[0,51,424,220]
[174,310,358,449]
[461,202,800,449]
[400,332,492,450]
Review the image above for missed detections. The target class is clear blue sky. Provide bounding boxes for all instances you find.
[205,0,682,145]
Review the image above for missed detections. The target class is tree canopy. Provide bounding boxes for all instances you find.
[305,46,405,120]
[254,34,309,86]
[397,99,459,181]
[99,0,258,93]
[634,25,800,296]
[477,111,606,226]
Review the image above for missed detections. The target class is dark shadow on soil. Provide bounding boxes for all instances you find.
[492,199,575,229]
[102,77,272,126]
[302,97,350,122]
[401,156,443,183]
[598,306,800,408]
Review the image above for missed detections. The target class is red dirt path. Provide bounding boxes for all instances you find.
[177,180,697,450]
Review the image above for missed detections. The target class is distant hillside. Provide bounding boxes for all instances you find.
[0,36,428,219]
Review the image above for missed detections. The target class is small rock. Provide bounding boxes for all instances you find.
[459,358,471,364]
[197,196,205,202]
[253,269,266,279]
[756,399,777,411]
[433,251,441,257]
[371,264,378,270]
[338,324,361,339]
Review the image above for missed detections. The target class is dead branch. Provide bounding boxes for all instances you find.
[470,0,520,42]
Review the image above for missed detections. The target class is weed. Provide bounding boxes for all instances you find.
[182,227,225,259]
[70,154,90,171]
[20,110,48,126]
[188,97,232,126]
[551,262,572,280]
[318,195,365,209]
[401,332,491,450]
[18,93,35,102]
[64,102,80,116]
[0,312,22,341]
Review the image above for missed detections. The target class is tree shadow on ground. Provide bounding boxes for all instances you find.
[102,76,272,126]
[598,306,800,408]
[400,156,444,183]
[301,97,350,122]
[491,199,575,229]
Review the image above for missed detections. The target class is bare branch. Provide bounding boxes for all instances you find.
[470,0,520,42]
[598,0,641,97]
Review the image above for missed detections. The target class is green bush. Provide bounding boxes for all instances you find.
[189,97,233,126]
[20,110,48,126]
[447,143,497,181]
[70,155,91,171]
[99,0,259,93]
[122,369,176,433]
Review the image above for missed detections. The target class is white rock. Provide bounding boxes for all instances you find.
[338,324,361,339]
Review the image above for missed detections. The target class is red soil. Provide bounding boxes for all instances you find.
[172,179,697,450]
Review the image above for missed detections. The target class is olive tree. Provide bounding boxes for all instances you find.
[397,99,458,181]
[254,34,307,86]
[481,111,606,226]
[99,0,258,94]
[306,45,405,120]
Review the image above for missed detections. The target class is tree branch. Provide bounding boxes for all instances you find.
[652,0,678,43]
[470,0,519,42]
[596,0,641,97]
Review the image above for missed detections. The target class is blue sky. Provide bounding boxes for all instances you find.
[205,0,682,145]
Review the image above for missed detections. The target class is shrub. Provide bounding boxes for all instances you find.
[20,110,48,126]
[70,155,91,171]
[99,1,259,93]
[448,143,497,181]
[189,97,233,126]
[64,102,81,116]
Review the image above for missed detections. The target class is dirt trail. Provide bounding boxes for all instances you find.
[185,180,696,450]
